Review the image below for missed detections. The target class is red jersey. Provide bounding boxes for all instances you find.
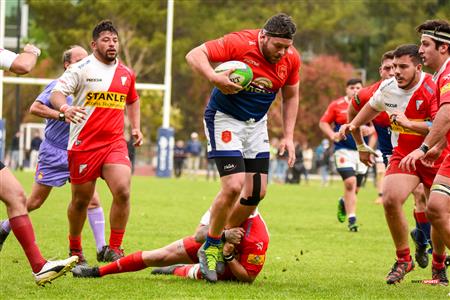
[368,73,437,157]
[434,58,450,147]
[204,29,301,122]
[53,54,139,151]
[352,80,391,127]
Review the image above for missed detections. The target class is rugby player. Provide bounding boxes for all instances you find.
[185,13,300,282]
[0,45,78,285]
[319,78,367,232]
[400,19,450,286]
[50,20,143,264]
[0,46,107,264]
[72,209,269,283]
[339,44,445,284]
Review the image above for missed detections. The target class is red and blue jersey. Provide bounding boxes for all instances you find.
[205,29,301,122]
[434,58,450,149]
[352,81,393,156]
[320,97,366,151]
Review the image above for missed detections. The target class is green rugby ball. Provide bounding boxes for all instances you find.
[214,61,253,88]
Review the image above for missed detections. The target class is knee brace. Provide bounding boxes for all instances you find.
[240,173,262,206]
[430,183,450,196]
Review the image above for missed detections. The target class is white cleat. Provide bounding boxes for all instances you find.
[33,256,79,286]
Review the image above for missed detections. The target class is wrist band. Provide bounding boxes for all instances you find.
[419,143,429,154]
[356,143,367,151]
[223,254,234,262]
[26,46,41,57]
[60,104,70,113]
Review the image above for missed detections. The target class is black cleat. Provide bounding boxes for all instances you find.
[432,266,449,286]
[0,221,10,252]
[102,246,124,262]
[151,264,183,275]
[410,228,429,268]
[445,255,450,269]
[71,265,100,278]
[96,245,108,262]
[386,259,414,284]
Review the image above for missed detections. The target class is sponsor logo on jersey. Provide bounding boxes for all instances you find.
[245,77,273,94]
[244,58,259,66]
[223,164,236,171]
[256,242,264,251]
[221,130,232,143]
[416,100,424,110]
[277,65,288,80]
[441,83,450,95]
[443,73,450,81]
[85,92,127,109]
[385,103,397,108]
[247,254,265,265]
[37,172,44,180]
[248,41,256,46]
[79,164,87,174]
[86,78,102,82]
[121,76,127,86]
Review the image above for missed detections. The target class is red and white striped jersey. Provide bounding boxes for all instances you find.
[53,54,139,151]
[0,48,18,70]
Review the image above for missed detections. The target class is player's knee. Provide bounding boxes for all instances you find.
[344,180,356,192]
[5,188,27,210]
[425,200,443,221]
[382,193,400,211]
[27,198,44,211]
[223,181,244,198]
[113,187,130,203]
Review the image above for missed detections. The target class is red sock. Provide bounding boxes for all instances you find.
[413,210,428,223]
[109,228,125,249]
[99,251,145,276]
[396,248,411,262]
[173,264,202,279]
[69,235,82,251]
[9,214,46,273]
[432,252,446,269]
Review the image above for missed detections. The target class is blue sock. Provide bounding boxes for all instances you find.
[205,234,221,249]
[348,216,356,225]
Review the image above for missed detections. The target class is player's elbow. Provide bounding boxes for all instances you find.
[29,103,39,115]
[10,63,33,75]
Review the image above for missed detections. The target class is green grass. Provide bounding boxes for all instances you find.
[0,172,448,299]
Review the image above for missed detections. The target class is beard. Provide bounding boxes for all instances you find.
[261,40,280,64]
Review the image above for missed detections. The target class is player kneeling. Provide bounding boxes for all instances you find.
[72,209,269,283]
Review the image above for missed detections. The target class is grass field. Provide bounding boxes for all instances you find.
[0,172,448,299]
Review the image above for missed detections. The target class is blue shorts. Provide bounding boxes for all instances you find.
[35,140,69,187]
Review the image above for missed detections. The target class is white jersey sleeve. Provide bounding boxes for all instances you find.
[0,48,18,70]
[368,78,393,112]
[199,209,211,226]
[52,64,82,97]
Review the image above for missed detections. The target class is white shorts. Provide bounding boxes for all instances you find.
[334,148,368,175]
[374,149,384,164]
[203,110,269,159]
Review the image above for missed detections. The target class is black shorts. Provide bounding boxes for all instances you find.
[215,157,269,177]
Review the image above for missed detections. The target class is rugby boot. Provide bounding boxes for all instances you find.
[216,242,225,275]
[432,265,449,286]
[386,258,414,284]
[445,255,450,268]
[96,245,108,262]
[337,197,346,223]
[410,228,429,268]
[34,256,78,286]
[72,266,100,278]
[151,264,183,275]
[348,223,359,232]
[197,242,221,283]
[0,221,10,251]
[69,249,88,266]
[102,246,124,262]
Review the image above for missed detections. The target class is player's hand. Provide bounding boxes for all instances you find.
[132,128,144,147]
[391,111,410,128]
[64,106,86,124]
[279,138,296,167]
[420,146,442,168]
[358,151,374,167]
[399,148,424,172]
[23,44,41,57]
[224,227,245,244]
[222,242,235,256]
[338,123,355,140]
[211,69,243,94]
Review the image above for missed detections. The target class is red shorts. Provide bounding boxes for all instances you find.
[437,154,450,179]
[68,139,130,184]
[183,236,202,263]
[386,152,440,188]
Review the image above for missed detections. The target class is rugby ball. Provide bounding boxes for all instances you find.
[214,61,253,88]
